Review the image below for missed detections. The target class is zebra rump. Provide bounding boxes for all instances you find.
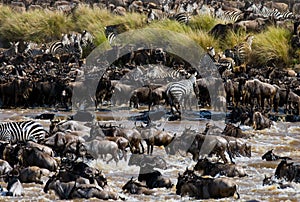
[0,121,47,144]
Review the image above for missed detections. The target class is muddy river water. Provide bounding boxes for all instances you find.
[0,108,299,202]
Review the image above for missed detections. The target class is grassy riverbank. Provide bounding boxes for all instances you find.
[0,4,295,67]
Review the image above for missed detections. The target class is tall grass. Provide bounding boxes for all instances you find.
[189,14,222,32]
[252,26,291,67]
[73,5,146,45]
[0,5,295,68]
[0,7,74,42]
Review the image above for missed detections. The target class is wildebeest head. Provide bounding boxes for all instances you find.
[262,149,279,161]
[274,159,295,181]
[194,158,213,175]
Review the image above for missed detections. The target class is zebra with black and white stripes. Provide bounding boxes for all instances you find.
[233,35,254,66]
[47,33,84,57]
[166,72,198,116]
[214,8,244,23]
[80,30,95,56]
[0,121,47,144]
[245,2,293,20]
[104,24,128,46]
[171,12,191,24]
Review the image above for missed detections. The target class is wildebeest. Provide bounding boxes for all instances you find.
[44,176,119,200]
[5,170,24,197]
[287,91,300,115]
[49,120,90,135]
[139,126,176,154]
[263,175,294,189]
[129,86,152,110]
[128,154,171,189]
[41,132,85,157]
[194,158,247,177]
[18,146,58,171]
[176,168,240,199]
[208,23,234,40]
[222,123,250,138]
[253,111,272,130]
[83,139,119,164]
[108,126,144,154]
[262,149,292,161]
[187,134,234,163]
[122,177,154,195]
[19,166,44,184]
[274,159,300,183]
[0,159,12,180]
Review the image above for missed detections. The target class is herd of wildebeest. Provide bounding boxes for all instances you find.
[0,0,300,200]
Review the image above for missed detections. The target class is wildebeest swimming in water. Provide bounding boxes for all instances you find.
[262,149,292,161]
[274,159,300,183]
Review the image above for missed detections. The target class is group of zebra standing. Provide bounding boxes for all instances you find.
[46,30,95,59]
[210,2,295,25]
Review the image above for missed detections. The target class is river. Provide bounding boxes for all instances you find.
[0,108,299,201]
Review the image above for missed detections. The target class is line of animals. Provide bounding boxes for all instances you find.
[0,118,298,199]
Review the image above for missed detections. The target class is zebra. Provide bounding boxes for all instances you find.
[0,121,47,144]
[47,33,83,57]
[0,42,19,58]
[214,8,244,23]
[104,24,128,46]
[22,42,46,57]
[80,30,95,54]
[233,35,254,66]
[245,2,291,20]
[280,10,294,20]
[147,8,168,23]
[171,12,191,24]
[47,41,66,55]
[143,65,188,80]
[166,72,198,116]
